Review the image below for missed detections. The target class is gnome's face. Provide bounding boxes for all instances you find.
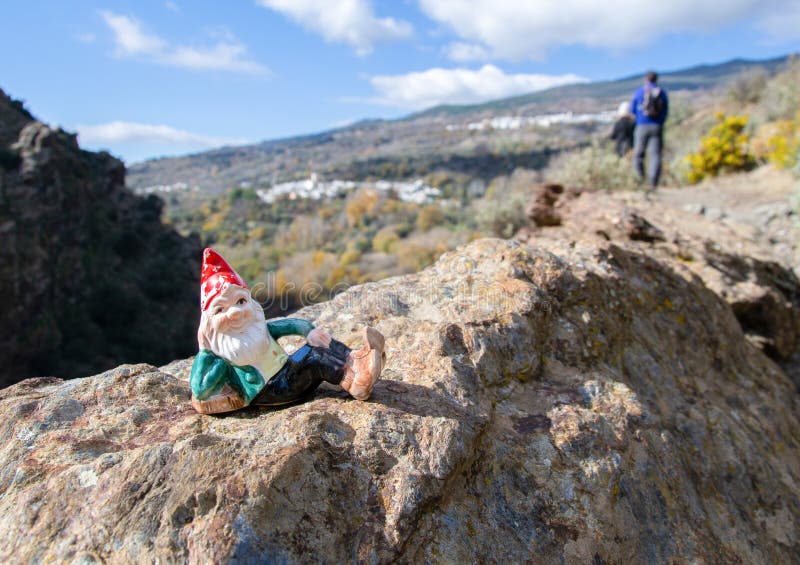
[200,284,268,367]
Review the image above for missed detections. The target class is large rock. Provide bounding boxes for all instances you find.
[518,185,800,386]
[0,237,798,563]
[0,89,201,385]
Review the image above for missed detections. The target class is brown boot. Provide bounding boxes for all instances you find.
[191,384,247,414]
[340,327,386,401]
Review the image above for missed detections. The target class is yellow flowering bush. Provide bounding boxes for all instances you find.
[684,113,756,183]
[763,119,799,169]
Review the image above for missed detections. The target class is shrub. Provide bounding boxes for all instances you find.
[201,209,228,233]
[372,226,400,253]
[416,204,445,232]
[317,204,336,220]
[759,56,800,121]
[345,188,379,227]
[228,188,258,203]
[325,265,348,288]
[273,251,339,306]
[394,228,453,272]
[727,69,768,106]
[547,141,641,191]
[248,226,267,241]
[753,118,800,169]
[684,113,756,183]
[339,248,362,266]
[476,196,528,238]
[469,168,542,237]
[274,214,329,253]
[395,222,413,238]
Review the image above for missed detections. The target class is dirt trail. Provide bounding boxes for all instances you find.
[629,167,799,274]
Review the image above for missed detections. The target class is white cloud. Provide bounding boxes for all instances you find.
[446,42,489,62]
[100,11,165,55]
[77,121,249,148]
[257,0,412,55]
[164,43,268,74]
[361,65,587,110]
[77,33,96,44]
[758,2,800,41]
[417,0,799,60]
[165,1,181,13]
[99,11,268,75]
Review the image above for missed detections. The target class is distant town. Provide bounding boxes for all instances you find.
[133,108,618,202]
[133,174,441,204]
[446,110,617,132]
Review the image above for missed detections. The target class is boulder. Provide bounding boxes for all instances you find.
[518,187,800,386]
[1,238,798,563]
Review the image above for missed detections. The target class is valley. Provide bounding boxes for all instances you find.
[124,55,798,317]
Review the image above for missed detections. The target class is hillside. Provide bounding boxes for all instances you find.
[120,54,800,325]
[0,89,201,385]
[126,55,791,196]
[126,111,580,198]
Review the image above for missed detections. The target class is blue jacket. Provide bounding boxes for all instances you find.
[631,82,668,125]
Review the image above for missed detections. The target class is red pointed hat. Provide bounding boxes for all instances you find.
[200,248,247,310]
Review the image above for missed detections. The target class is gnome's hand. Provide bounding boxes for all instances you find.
[307,327,332,348]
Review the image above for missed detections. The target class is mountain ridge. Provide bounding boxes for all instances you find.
[409,54,791,118]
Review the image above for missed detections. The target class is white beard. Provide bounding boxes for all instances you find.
[207,317,269,367]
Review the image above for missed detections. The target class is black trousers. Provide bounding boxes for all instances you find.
[252,339,351,406]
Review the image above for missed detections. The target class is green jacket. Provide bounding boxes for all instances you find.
[190,318,314,403]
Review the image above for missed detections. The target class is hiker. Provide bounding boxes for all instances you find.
[610,101,635,157]
[631,70,668,189]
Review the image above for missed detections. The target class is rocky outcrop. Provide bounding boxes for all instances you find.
[525,182,582,227]
[518,182,800,387]
[0,236,798,563]
[0,89,201,385]
[0,91,32,148]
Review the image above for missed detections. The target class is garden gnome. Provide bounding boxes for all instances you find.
[190,248,385,414]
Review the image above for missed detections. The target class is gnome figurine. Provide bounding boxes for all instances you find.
[190,248,386,414]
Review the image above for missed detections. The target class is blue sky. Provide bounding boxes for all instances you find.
[2,1,799,164]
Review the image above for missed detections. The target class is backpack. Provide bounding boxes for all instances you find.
[643,86,664,119]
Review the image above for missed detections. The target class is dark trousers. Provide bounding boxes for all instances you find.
[633,123,663,188]
[252,339,351,406]
[611,116,634,157]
